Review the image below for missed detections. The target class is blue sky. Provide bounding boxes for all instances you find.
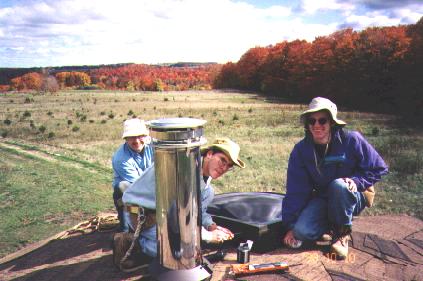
[0,0,422,68]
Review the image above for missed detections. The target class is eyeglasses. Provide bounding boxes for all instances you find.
[217,155,234,171]
[127,135,150,142]
[307,117,328,126]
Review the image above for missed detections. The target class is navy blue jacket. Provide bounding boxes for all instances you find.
[282,127,388,229]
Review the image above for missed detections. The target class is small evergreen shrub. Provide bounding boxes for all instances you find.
[24,96,34,103]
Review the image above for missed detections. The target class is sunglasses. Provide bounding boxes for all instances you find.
[307,117,328,126]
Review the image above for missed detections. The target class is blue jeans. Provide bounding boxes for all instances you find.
[125,186,215,258]
[124,210,157,257]
[292,178,366,241]
[113,188,129,232]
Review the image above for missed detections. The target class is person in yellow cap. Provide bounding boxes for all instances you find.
[112,118,154,232]
[199,137,245,230]
[113,137,245,272]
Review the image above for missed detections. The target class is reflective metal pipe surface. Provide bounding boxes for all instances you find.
[148,118,206,271]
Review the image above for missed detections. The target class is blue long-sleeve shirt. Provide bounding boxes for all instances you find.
[282,128,388,229]
[112,143,154,190]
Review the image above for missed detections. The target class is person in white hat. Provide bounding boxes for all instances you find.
[281,97,388,259]
[112,118,154,232]
[112,137,245,272]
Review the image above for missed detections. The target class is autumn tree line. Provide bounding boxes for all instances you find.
[1,63,220,93]
[214,17,423,118]
[1,18,422,118]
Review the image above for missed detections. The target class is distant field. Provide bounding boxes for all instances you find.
[0,90,422,258]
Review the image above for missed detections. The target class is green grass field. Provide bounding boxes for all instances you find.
[0,90,422,258]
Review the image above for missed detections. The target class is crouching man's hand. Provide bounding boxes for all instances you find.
[202,226,234,243]
[283,229,302,249]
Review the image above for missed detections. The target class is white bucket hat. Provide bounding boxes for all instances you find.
[122,118,149,139]
[201,137,245,168]
[300,97,346,126]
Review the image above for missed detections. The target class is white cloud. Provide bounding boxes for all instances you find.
[343,6,423,30]
[0,0,422,67]
[338,0,423,27]
[394,8,423,24]
[344,14,399,29]
[10,46,25,51]
[0,1,276,65]
[299,0,355,14]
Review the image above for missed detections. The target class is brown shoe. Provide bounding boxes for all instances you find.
[331,235,350,260]
[113,232,131,268]
[112,232,152,272]
[120,251,153,272]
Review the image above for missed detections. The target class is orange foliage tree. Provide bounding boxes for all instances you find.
[237,46,270,91]
[89,64,219,91]
[55,71,91,88]
[10,72,42,91]
[214,17,423,117]
[213,62,240,89]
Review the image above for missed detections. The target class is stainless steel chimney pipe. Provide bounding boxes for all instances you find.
[147,118,210,279]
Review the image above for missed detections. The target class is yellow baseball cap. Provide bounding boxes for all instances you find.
[201,137,245,168]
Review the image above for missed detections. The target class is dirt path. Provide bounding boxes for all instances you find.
[0,215,422,281]
[0,140,104,173]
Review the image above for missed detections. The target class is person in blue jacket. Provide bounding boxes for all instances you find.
[112,118,154,232]
[282,97,388,259]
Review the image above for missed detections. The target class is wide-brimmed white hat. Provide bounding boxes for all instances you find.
[122,118,149,139]
[201,137,245,168]
[300,97,346,126]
